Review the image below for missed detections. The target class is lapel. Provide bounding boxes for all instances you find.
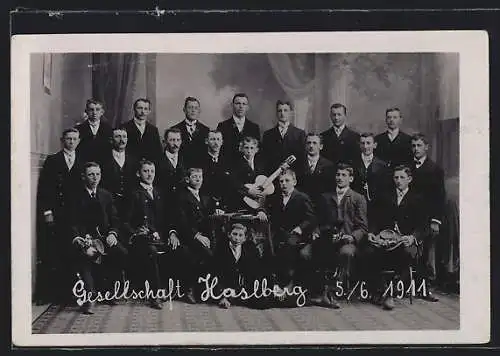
[128,120,142,141]
[56,151,69,172]
[282,189,298,211]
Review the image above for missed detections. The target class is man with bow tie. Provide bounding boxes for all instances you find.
[313,163,368,309]
[69,162,128,314]
[36,128,84,303]
[170,97,210,164]
[216,93,261,164]
[121,98,163,165]
[361,165,431,310]
[320,103,360,166]
[295,133,335,210]
[75,99,113,163]
[375,107,413,168]
[257,169,316,296]
[410,133,446,293]
[261,100,305,175]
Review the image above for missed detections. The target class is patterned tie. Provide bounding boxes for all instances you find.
[67,153,74,170]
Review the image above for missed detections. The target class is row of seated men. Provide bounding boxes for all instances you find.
[36,95,446,314]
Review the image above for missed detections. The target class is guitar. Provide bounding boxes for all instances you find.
[243,155,296,210]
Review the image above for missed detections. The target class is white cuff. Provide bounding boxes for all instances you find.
[194,232,202,240]
[43,210,53,216]
[431,219,442,225]
[108,231,118,237]
[72,236,83,245]
[168,229,177,236]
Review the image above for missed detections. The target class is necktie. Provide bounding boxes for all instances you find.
[146,187,154,199]
[67,154,74,169]
[309,162,315,173]
[415,159,422,168]
[91,191,96,199]
[397,190,404,205]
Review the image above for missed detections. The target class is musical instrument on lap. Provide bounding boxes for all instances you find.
[73,227,107,264]
[368,228,418,252]
[243,155,296,210]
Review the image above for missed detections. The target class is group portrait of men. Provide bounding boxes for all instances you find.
[36,92,447,314]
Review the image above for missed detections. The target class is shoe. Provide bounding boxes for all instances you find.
[150,299,163,310]
[382,297,395,310]
[186,289,197,304]
[81,301,95,315]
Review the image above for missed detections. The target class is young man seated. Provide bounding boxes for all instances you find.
[257,169,317,301]
[229,136,267,212]
[313,163,368,309]
[69,162,128,314]
[214,223,266,309]
[176,167,224,303]
[124,159,183,310]
[360,165,430,311]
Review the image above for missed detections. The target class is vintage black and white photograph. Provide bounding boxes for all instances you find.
[12,32,489,346]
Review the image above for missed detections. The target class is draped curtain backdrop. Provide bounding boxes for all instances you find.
[268,52,459,279]
[91,53,140,127]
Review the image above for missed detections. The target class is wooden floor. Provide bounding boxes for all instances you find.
[32,291,459,333]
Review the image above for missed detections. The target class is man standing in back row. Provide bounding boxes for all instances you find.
[321,103,360,166]
[217,93,261,164]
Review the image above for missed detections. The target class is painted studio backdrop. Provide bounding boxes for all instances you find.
[30,52,459,295]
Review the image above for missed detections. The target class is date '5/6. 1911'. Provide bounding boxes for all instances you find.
[335,279,428,301]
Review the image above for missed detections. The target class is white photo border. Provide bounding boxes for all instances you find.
[11,31,490,346]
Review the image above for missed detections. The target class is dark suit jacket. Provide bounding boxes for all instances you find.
[171,120,210,164]
[75,119,113,163]
[124,184,171,240]
[191,151,232,208]
[375,131,413,168]
[320,126,360,165]
[229,154,267,211]
[295,156,335,207]
[410,158,446,224]
[176,186,215,243]
[69,186,121,243]
[155,151,187,203]
[351,155,391,203]
[213,240,262,290]
[372,188,427,240]
[37,150,84,220]
[264,189,317,242]
[99,151,139,216]
[317,188,368,243]
[217,117,261,163]
[122,120,163,164]
[261,125,306,175]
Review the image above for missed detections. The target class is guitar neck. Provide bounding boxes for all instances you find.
[260,168,283,189]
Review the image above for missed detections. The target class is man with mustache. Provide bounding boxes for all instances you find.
[122,98,163,165]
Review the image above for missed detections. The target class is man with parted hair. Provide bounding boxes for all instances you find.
[170,97,210,164]
[217,93,261,164]
[375,107,413,168]
[75,99,113,163]
[320,103,360,166]
[261,100,306,175]
[121,98,163,165]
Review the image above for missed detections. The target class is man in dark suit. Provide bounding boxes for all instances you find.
[36,128,84,303]
[361,165,433,310]
[176,168,224,303]
[70,162,128,314]
[214,223,265,309]
[191,129,232,210]
[75,99,113,163]
[155,127,186,211]
[351,132,391,219]
[295,133,335,210]
[229,136,267,211]
[375,107,413,168]
[217,93,261,164]
[261,100,306,175]
[313,163,368,308]
[124,160,183,309]
[320,103,360,165]
[258,169,317,294]
[100,128,139,219]
[410,133,446,289]
[170,97,210,164]
[121,98,163,165]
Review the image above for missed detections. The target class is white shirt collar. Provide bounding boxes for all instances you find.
[187,186,200,199]
[208,151,220,162]
[232,115,246,125]
[387,128,400,141]
[165,150,178,160]
[282,189,294,200]
[112,149,125,157]
[414,156,427,166]
[334,124,346,136]
[336,186,349,196]
[278,121,290,133]
[134,117,146,127]
[185,119,197,127]
[88,119,100,135]
[229,243,242,261]
[361,153,374,166]
[397,187,409,196]
[86,186,97,197]
[307,154,320,164]
[63,148,75,157]
[140,182,153,191]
